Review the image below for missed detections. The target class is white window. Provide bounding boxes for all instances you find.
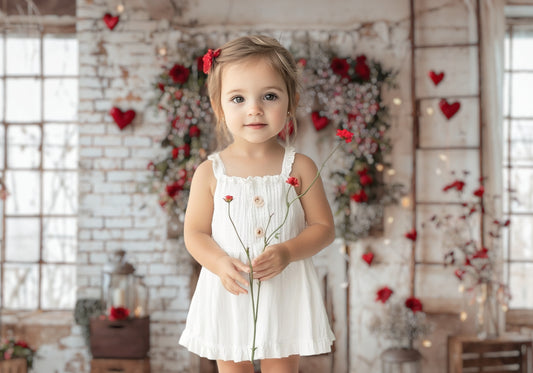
[503,17,533,312]
[0,29,78,310]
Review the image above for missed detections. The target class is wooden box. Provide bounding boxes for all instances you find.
[448,334,532,373]
[90,316,150,359]
[90,358,150,373]
[0,359,27,373]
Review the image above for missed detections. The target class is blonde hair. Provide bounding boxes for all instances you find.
[205,35,300,146]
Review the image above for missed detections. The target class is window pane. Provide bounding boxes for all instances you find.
[511,73,533,117]
[508,215,533,260]
[0,124,4,168]
[0,34,3,75]
[43,171,78,215]
[6,78,41,122]
[4,263,38,309]
[503,72,510,117]
[5,171,40,215]
[509,262,533,308]
[43,218,76,263]
[511,26,533,71]
[7,125,41,168]
[508,120,533,167]
[5,218,40,262]
[41,264,75,309]
[509,168,533,213]
[43,123,78,169]
[44,78,78,121]
[6,36,40,76]
[43,35,78,76]
[0,79,3,122]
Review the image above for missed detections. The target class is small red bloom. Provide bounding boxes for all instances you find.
[404,228,417,241]
[376,286,393,303]
[286,177,300,187]
[473,185,485,197]
[223,195,233,202]
[166,179,186,198]
[172,144,191,159]
[454,269,465,280]
[362,252,374,266]
[202,48,221,74]
[473,247,489,259]
[443,180,465,192]
[189,125,201,137]
[158,82,165,92]
[351,189,368,203]
[109,306,130,321]
[405,297,423,313]
[354,55,371,81]
[14,341,29,349]
[297,58,307,67]
[330,57,350,77]
[336,129,354,143]
[358,168,373,186]
[168,64,190,84]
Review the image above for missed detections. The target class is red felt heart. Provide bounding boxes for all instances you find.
[103,13,120,30]
[438,99,461,120]
[428,70,444,85]
[311,111,329,131]
[362,252,374,266]
[110,107,135,130]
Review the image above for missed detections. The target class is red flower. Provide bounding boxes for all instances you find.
[166,179,186,198]
[286,177,300,187]
[297,58,307,67]
[330,57,350,78]
[404,228,417,241]
[362,252,374,266]
[172,144,191,159]
[158,82,165,92]
[473,247,489,259]
[350,190,368,203]
[223,195,233,202]
[168,64,190,84]
[202,48,221,74]
[354,55,371,80]
[454,269,465,280]
[405,297,423,313]
[443,180,465,192]
[358,168,373,186]
[376,286,393,303]
[473,185,485,197]
[109,306,130,321]
[336,129,354,143]
[189,125,201,137]
[14,341,29,349]
[196,56,204,74]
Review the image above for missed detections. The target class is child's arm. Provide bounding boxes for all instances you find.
[184,160,250,295]
[252,154,335,281]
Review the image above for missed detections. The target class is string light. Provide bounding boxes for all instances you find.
[422,339,432,348]
[426,107,434,115]
[387,169,396,176]
[387,216,394,224]
[435,168,442,175]
[460,311,468,322]
[384,239,391,245]
[439,153,448,162]
[158,46,167,56]
[401,197,410,208]
[376,163,384,172]
[116,3,124,13]
[501,304,508,312]
[458,284,465,293]
[393,97,402,106]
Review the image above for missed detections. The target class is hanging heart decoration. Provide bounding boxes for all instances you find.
[311,111,329,131]
[428,70,445,86]
[103,13,120,30]
[438,99,461,120]
[110,107,136,130]
[361,252,375,266]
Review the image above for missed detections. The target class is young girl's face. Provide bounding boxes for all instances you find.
[220,57,290,146]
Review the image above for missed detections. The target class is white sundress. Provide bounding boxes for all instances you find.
[179,146,335,362]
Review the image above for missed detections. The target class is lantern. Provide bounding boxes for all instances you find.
[101,250,136,313]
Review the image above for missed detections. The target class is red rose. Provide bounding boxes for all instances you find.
[286,177,300,187]
[172,144,191,159]
[189,125,201,137]
[202,48,221,74]
[405,297,423,313]
[196,56,204,74]
[14,340,29,349]
[354,55,371,80]
[351,190,368,203]
[336,129,354,143]
[166,179,186,198]
[376,286,393,303]
[330,57,350,78]
[358,168,373,186]
[158,82,165,92]
[109,306,130,321]
[168,64,190,84]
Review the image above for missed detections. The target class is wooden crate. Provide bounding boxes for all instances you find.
[90,316,150,359]
[90,358,150,373]
[0,359,27,373]
[448,334,532,373]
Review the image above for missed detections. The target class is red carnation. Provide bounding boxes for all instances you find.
[354,54,371,81]
[330,57,350,78]
[351,190,368,203]
[336,129,354,143]
[168,64,190,84]
[286,177,300,187]
[376,286,393,303]
[109,306,130,321]
[405,297,423,313]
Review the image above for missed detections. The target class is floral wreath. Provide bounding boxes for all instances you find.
[148,44,402,240]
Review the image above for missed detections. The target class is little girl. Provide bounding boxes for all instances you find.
[179,35,335,373]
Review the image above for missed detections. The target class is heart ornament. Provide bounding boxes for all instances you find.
[103,13,120,30]
[361,252,374,266]
[428,70,445,86]
[311,111,329,131]
[110,107,136,130]
[438,99,461,120]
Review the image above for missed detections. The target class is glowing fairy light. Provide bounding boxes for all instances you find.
[376,163,384,172]
[158,47,167,56]
[460,311,468,322]
[439,153,448,161]
[426,107,434,115]
[387,169,396,176]
[116,3,124,13]
[458,284,465,293]
[387,216,394,224]
[422,339,432,348]
[401,197,410,208]
[384,239,391,245]
[393,97,402,106]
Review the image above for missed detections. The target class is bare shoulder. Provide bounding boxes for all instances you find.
[190,158,216,194]
[293,153,319,178]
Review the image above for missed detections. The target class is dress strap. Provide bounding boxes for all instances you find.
[207,153,225,179]
[281,146,296,179]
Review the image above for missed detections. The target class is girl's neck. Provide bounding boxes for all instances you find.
[226,138,283,158]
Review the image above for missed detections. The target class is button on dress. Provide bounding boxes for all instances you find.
[179,147,335,362]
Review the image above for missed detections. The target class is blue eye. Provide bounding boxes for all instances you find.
[231,96,244,104]
[264,93,278,101]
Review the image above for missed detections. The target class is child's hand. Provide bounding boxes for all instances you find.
[214,255,250,295]
[251,244,291,281]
